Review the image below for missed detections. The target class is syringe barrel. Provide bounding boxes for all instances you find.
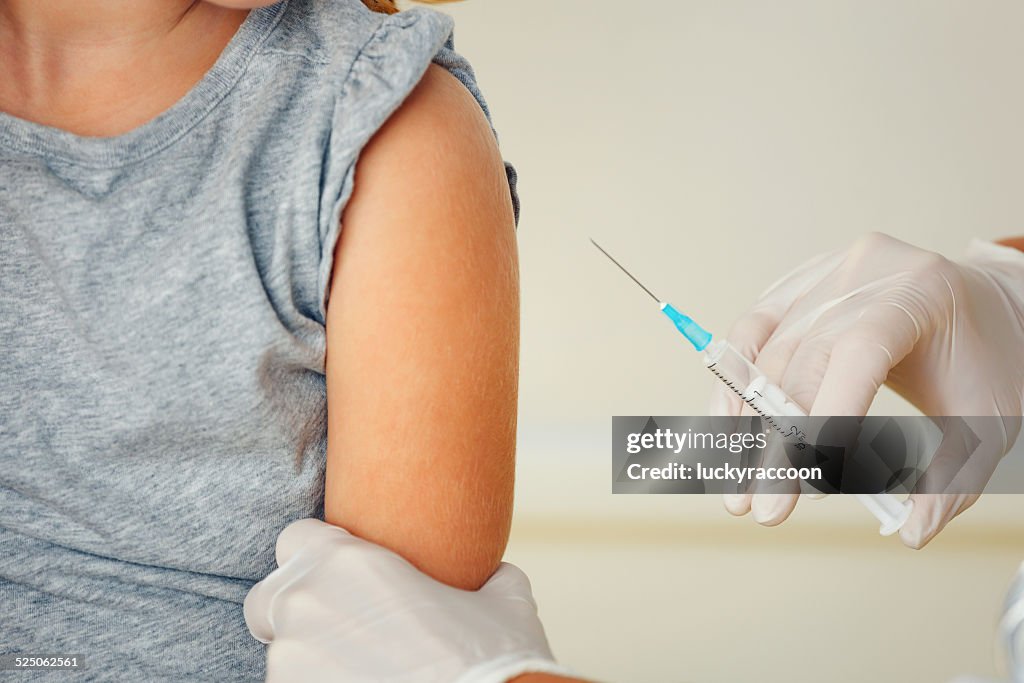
[702,340,805,417]
[702,339,912,536]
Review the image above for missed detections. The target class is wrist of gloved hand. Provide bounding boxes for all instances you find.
[245,518,576,683]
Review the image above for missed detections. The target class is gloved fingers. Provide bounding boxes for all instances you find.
[898,495,950,550]
[750,493,800,526]
[809,300,921,417]
[749,433,801,525]
[245,540,342,644]
[898,493,978,549]
[711,307,787,417]
[723,492,753,516]
[917,416,1006,503]
[709,382,742,417]
[717,423,821,517]
[723,427,789,519]
[264,577,351,645]
[914,417,985,496]
[899,418,999,549]
[246,519,359,644]
[480,563,538,607]
[755,247,847,304]
[743,263,880,405]
[748,331,803,391]
[275,518,352,567]
[778,336,833,416]
[711,309,803,424]
[243,577,277,644]
[724,308,784,360]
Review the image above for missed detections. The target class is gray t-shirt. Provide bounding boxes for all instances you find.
[0,1,517,679]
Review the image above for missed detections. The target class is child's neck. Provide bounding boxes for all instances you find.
[0,1,249,137]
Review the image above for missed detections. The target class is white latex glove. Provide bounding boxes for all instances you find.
[244,518,573,683]
[710,233,1024,548]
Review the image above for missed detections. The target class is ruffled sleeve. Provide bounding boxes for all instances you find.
[315,6,520,320]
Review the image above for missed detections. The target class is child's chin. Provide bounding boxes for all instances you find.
[206,0,283,9]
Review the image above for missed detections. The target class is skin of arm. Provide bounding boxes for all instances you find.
[997,236,1024,251]
[323,64,518,591]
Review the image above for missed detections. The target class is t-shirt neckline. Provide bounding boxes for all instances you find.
[0,2,288,169]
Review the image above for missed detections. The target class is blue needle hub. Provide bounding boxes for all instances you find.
[660,303,712,351]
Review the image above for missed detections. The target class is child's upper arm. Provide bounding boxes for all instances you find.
[323,64,518,590]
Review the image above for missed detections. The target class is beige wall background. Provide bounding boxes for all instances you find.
[419,1,1024,681]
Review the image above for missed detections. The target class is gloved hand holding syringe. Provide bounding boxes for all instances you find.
[591,239,913,536]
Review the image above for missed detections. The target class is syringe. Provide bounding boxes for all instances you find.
[591,239,913,536]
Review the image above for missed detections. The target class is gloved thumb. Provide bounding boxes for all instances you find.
[275,518,351,567]
[479,562,537,607]
[898,495,953,549]
[899,417,999,549]
[244,519,355,644]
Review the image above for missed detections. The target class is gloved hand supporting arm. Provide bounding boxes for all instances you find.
[245,519,580,683]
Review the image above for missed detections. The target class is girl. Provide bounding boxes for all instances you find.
[0,0,518,679]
